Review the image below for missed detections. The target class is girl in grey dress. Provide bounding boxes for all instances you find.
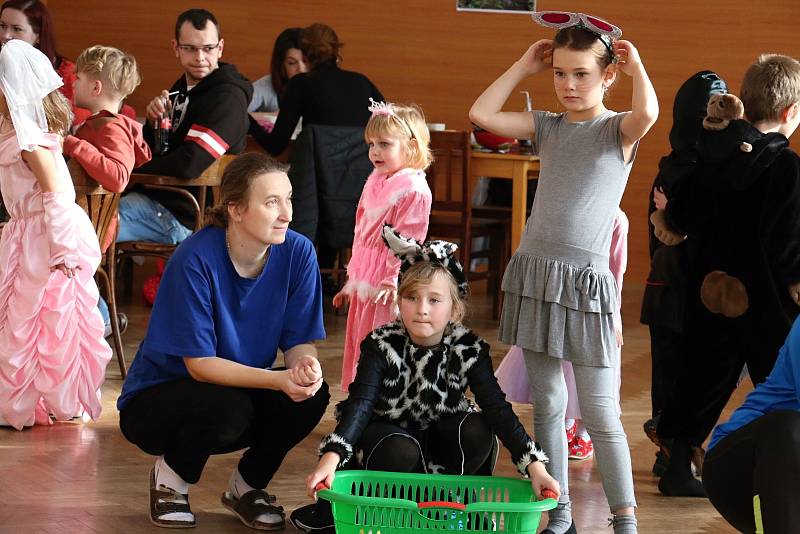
[469,12,658,534]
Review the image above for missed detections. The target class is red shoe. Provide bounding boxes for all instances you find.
[568,436,594,460]
[566,420,577,443]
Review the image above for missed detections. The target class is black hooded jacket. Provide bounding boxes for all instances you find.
[135,63,253,225]
[665,117,800,345]
[641,71,727,330]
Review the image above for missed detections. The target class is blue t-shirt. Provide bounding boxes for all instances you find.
[709,315,800,449]
[117,226,325,410]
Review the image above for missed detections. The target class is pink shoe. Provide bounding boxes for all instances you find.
[568,436,594,460]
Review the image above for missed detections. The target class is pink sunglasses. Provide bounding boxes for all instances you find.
[532,11,622,63]
[532,11,622,39]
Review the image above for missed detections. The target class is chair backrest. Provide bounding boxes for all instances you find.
[428,130,472,219]
[68,159,121,248]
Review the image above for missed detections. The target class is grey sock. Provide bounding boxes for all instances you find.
[545,499,572,533]
[611,514,637,534]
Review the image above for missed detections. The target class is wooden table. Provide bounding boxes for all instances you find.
[470,149,540,251]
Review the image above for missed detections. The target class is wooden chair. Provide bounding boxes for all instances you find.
[426,130,509,319]
[68,159,127,378]
[116,155,234,295]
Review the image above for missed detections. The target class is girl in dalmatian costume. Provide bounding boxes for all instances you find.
[291,225,559,534]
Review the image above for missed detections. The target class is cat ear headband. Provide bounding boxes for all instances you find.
[382,224,468,297]
[532,11,622,63]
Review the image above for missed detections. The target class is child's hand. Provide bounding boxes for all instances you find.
[306,452,340,499]
[614,40,643,76]
[615,325,624,347]
[332,290,350,308]
[374,284,397,306]
[653,187,668,210]
[517,40,554,76]
[527,461,560,500]
[788,282,800,306]
[51,262,81,279]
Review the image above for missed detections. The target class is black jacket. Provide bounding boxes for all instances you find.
[666,119,800,349]
[249,60,383,156]
[287,124,372,246]
[318,321,547,475]
[641,71,727,330]
[136,63,252,226]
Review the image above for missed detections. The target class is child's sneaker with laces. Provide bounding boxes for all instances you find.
[568,436,594,460]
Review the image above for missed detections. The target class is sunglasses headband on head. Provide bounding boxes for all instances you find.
[368,98,416,140]
[532,11,622,63]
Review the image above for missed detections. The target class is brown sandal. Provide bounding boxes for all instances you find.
[221,489,285,531]
[149,467,196,528]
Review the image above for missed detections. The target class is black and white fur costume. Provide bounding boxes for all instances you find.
[319,226,547,476]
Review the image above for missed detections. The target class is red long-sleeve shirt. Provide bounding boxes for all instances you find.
[63,110,152,251]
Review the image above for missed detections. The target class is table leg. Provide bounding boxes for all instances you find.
[510,161,529,252]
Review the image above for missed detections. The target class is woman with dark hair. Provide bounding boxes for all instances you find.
[0,0,89,122]
[249,27,307,112]
[0,0,135,123]
[249,22,383,156]
[117,152,330,529]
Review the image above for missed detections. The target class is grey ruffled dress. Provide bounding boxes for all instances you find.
[499,110,636,367]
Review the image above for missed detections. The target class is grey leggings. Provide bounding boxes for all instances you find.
[523,349,636,511]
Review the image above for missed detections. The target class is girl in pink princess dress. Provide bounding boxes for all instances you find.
[334,99,432,390]
[0,40,111,430]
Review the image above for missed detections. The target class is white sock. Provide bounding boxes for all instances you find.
[576,422,590,440]
[227,468,281,524]
[565,419,575,430]
[154,456,194,523]
[229,468,257,499]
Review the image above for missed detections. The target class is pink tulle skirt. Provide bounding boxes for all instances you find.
[495,346,621,418]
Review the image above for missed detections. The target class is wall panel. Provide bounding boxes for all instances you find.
[48,0,800,281]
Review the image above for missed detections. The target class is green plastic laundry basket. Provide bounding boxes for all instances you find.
[316,470,557,534]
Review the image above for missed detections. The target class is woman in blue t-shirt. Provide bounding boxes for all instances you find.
[118,152,329,530]
[704,316,800,532]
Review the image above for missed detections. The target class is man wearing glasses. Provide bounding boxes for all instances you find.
[117,8,253,244]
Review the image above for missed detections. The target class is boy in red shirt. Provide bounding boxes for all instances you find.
[63,45,151,334]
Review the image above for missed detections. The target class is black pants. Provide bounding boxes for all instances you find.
[348,412,497,475]
[658,304,778,445]
[120,378,330,488]
[648,324,683,419]
[703,410,800,533]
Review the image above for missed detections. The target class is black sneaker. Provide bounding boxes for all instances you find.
[290,501,335,534]
[652,450,668,477]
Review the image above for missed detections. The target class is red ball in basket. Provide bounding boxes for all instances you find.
[474,129,518,151]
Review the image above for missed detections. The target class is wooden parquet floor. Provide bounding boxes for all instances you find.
[0,274,746,533]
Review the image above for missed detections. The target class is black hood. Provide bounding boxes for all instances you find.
[697,118,789,190]
[669,70,728,153]
[176,62,253,101]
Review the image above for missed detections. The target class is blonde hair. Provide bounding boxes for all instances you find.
[741,54,800,124]
[365,103,432,170]
[205,153,289,228]
[42,89,72,136]
[75,45,142,99]
[397,261,466,324]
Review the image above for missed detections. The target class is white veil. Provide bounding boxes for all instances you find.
[0,39,64,152]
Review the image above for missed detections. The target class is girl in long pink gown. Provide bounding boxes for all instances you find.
[335,100,432,390]
[0,40,111,430]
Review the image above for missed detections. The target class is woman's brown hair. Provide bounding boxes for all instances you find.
[299,23,343,69]
[205,153,289,228]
